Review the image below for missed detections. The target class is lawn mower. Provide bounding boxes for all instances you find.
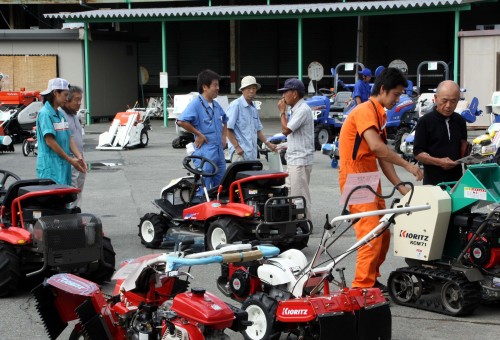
[33,242,279,340]
[216,182,430,340]
[218,182,430,339]
[0,169,115,297]
[138,155,312,251]
[389,163,500,316]
[96,106,153,150]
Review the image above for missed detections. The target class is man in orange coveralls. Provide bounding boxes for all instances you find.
[338,67,423,292]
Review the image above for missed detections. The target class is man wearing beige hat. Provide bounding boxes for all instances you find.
[226,75,275,161]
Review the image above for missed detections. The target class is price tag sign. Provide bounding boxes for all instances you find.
[308,62,324,81]
[340,172,381,205]
[160,72,169,89]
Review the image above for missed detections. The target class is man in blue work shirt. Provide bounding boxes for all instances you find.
[37,78,86,186]
[226,75,275,161]
[177,69,228,191]
[353,68,372,104]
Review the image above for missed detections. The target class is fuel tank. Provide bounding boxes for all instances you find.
[171,287,234,329]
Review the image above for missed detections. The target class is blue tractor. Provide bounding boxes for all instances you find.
[307,62,366,150]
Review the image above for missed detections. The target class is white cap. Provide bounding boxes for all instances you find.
[40,78,70,95]
[239,76,261,91]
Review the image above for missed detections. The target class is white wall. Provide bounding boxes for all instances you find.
[460,30,500,127]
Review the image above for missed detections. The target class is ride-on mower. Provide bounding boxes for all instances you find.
[389,163,500,316]
[33,242,279,340]
[138,156,312,251]
[216,182,430,340]
[0,170,115,297]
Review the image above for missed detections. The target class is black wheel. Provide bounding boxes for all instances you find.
[22,139,31,156]
[0,242,21,297]
[85,237,116,283]
[139,129,149,148]
[206,219,242,251]
[314,125,331,151]
[440,275,480,316]
[393,127,410,154]
[138,213,166,248]
[242,292,280,340]
[172,136,194,149]
[69,327,88,340]
[388,271,423,303]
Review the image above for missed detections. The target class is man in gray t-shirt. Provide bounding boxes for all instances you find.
[60,85,86,208]
[277,78,314,218]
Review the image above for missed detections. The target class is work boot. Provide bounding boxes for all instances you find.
[373,280,388,293]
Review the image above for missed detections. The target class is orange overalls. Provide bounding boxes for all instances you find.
[338,98,389,288]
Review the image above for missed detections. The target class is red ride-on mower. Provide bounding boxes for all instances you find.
[139,156,312,251]
[0,170,116,297]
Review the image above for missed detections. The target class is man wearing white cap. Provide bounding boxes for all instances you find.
[36,78,86,187]
[226,76,275,161]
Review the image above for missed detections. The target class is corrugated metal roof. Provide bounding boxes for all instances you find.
[44,0,484,21]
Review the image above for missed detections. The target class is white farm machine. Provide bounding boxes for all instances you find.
[96,107,154,150]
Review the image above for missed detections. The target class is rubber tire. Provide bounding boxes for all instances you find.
[242,293,279,340]
[0,242,21,297]
[139,213,166,248]
[69,328,88,340]
[314,125,331,151]
[393,127,410,154]
[85,237,116,283]
[22,139,31,156]
[206,219,242,251]
[139,129,149,148]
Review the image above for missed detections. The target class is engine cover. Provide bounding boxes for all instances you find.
[467,220,500,268]
[33,213,103,268]
[394,186,451,261]
[171,288,234,329]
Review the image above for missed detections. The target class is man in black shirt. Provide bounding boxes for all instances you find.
[413,80,467,185]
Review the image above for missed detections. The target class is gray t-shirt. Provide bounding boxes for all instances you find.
[60,107,84,154]
[286,98,314,166]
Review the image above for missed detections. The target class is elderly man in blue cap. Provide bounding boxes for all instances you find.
[353,68,373,105]
[277,78,314,218]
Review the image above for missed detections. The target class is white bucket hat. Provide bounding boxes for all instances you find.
[239,76,261,91]
[40,78,70,95]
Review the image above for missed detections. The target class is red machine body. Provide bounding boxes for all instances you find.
[171,289,235,329]
[0,90,42,107]
[33,253,249,340]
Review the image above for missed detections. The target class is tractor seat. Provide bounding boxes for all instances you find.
[1,178,55,213]
[235,170,286,187]
[208,160,263,197]
[17,184,78,207]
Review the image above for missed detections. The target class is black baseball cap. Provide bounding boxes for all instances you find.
[278,78,305,94]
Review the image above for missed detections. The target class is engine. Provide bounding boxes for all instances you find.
[454,213,500,269]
